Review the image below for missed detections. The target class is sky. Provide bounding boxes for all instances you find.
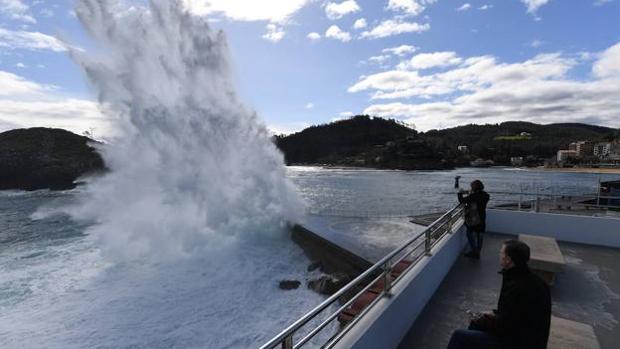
[0,0,619,137]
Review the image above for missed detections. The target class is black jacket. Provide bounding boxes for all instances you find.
[458,190,490,232]
[491,266,551,349]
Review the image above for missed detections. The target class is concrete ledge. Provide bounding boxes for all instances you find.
[549,316,600,349]
[333,223,467,349]
[519,234,565,273]
[487,209,620,248]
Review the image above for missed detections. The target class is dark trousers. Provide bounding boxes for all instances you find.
[447,329,503,349]
[466,227,483,253]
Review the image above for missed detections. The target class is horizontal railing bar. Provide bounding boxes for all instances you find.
[293,264,390,348]
[258,204,464,349]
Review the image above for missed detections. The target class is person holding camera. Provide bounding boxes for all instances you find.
[458,180,490,259]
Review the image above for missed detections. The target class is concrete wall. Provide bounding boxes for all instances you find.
[486,209,620,248]
[335,224,468,349]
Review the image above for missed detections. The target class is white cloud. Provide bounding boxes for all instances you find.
[593,42,620,78]
[360,19,430,39]
[398,51,463,70]
[325,0,361,20]
[262,24,285,42]
[181,0,311,23]
[382,44,417,56]
[15,62,26,68]
[0,70,112,136]
[325,25,351,42]
[305,102,314,109]
[353,18,367,29]
[368,54,391,64]
[457,3,471,11]
[0,28,65,51]
[387,0,430,16]
[349,44,620,131]
[521,0,551,13]
[478,4,492,10]
[530,39,544,47]
[307,32,321,41]
[339,111,354,117]
[0,0,35,23]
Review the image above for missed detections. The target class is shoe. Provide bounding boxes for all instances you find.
[464,251,480,259]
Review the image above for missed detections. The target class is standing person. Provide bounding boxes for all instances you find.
[458,180,490,259]
[446,240,552,349]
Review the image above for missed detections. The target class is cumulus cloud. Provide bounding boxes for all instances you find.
[398,51,463,70]
[181,0,311,23]
[0,0,35,23]
[307,32,321,41]
[383,44,417,56]
[457,3,471,11]
[349,43,620,130]
[593,42,620,78]
[387,0,437,16]
[0,69,111,136]
[325,0,361,20]
[360,19,430,39]
[521,0,551,13]
[0,28,66,51]
[262,24,285,42]
[353,18,367,29]
[325,25,351,42]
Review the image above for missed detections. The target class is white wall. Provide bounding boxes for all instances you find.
[335,224,468,349]
[486,209,620,248]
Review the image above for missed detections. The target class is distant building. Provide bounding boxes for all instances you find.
[568,142,578,152]
[574,141,594,159]
[594,142,612,159]
[557,150,577,162]
[520,132,532,137]
[457,145,469,153]
[510,156,524,166]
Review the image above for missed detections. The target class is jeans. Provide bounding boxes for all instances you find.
[446,329,503,349]
[466,227,483,253]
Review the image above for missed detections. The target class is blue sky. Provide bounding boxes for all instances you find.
[0,0,619,137]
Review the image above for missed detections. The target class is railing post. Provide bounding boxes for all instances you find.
[425,229,432,256]
[383,259,393,297]
[282,335,293,349]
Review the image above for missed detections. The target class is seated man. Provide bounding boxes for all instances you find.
[447,240,551,349]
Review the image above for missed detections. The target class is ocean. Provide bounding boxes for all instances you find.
[0,167,617,348]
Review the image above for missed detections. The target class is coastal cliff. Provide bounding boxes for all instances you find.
[0,128,104,190]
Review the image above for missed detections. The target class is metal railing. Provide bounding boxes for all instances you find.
[259,204,464,349]
[486,191,620,213]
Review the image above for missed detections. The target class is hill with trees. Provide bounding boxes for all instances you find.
[274,117,618,169]
[274,115,450,170]
[0,128,104,190]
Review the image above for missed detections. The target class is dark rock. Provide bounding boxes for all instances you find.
[0,128,105,191]
[307,273,351,295]
[279,280,301,290]
[307,261,322,272]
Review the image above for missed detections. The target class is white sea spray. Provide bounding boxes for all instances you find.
[65,0,303,260]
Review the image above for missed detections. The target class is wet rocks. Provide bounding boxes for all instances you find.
[307,273,351,295]
[279,280,302,290]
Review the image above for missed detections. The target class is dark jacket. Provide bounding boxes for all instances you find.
[458,190,490,232]
[486,266,552,349]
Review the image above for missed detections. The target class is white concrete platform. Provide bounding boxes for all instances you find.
[549,316,601,349]
[519,234,566,285]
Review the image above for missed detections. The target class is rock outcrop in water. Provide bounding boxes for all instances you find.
[0,128,104,191]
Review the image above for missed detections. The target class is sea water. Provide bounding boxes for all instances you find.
[1,167,617,348]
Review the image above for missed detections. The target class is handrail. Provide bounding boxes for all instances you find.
[258,204,464,349]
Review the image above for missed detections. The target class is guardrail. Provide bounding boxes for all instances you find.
[259,204,464,349]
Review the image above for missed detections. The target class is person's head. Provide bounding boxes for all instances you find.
[470,180,484,192]
[500,240,530,269]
